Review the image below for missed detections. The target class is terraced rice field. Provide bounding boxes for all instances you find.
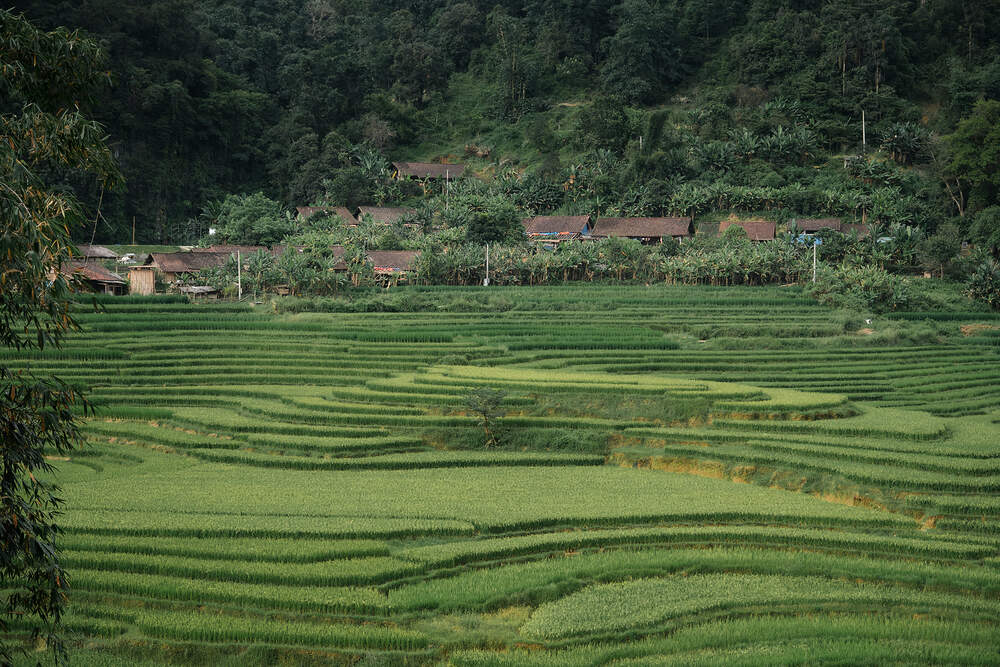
[8,285,1000,665]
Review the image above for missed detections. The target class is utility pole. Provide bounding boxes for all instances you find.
[862,110,866,154]
[131,216,136,245]
[237,250,242,300]
[812,240,817,283]
[484,244,490,286]
[446,169,450,211]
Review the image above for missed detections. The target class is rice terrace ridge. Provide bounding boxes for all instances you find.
[4,285,999,664]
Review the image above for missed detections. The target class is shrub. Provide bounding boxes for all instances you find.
[807,265,910,313]
[966,257,1000,310]
[970,207,1000,256]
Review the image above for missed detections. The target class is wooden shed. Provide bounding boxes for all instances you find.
[128,265,156,295]
[178,285,219,300]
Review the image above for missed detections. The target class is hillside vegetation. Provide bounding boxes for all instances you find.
[10,0,1000,249]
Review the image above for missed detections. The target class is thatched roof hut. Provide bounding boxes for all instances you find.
[73,244,118,260]
[392,162,465,179]
[149,252,231,282]
[794,218,842,233]
[61,261,126,295]
[357,206,417,225]
[522,215,592,243]
[296,206,359,225]
[592,217,692,243]
[718,220,776,241]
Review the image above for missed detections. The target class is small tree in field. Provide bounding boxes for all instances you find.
[464,387,506,448]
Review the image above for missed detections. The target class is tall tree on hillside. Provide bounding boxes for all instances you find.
[947,99,1000,214]
[600,0,682,104]
[431,2,483,71]
[821,0,910,107]
[486,7,538,120]
[0,10,121,662]
[387,9,450,106]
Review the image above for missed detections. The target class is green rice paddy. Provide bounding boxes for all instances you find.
[8,284,1000,665]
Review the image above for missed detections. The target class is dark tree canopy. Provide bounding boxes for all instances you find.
[948,99,1000,211]
[7,0,1000,241]
[0,9,121,662]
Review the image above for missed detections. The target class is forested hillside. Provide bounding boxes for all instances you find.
[10,0,1000,245]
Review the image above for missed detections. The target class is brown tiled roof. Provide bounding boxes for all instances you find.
[62,261,125,284]
[523,215,591,237]
[328,245,348,271]
[795,218,842,232]
[74,244,118,259]
[192,245,266,255]
[719,220,776,241]
[270,245,306,256]
[841,223,870,238]
[592,217,692,238]
[357,206,417,224]
[368,250,420,272]
[393,162,465,179]
[296,206,326,219]
[150,252,231,274]
[296,206,359,225]
[156,246,303,274]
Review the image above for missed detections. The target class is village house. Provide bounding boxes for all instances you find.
[591,217,693,244]
[793,218,842,233]
[718,220,776,241]
[369,250,421,286]
[61,260,127,295]
[151,246,304,283]
[295,206,359,226]
[841,223,871,238]
[192,244,266,255]
[391,162,465,180]
[522,215,592,245]
[356,206,418,226]
[148,251,232,283]
[794,218,870,238]
[327,245,348,271]
[73,244,118,261]
[194,245,304,257]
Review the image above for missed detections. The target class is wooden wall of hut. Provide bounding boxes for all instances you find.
[129,267,156,295]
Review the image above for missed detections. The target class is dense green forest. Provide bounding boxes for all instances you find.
[9,0,1000,248]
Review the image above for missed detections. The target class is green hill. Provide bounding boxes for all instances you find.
[11,0,1000,243]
